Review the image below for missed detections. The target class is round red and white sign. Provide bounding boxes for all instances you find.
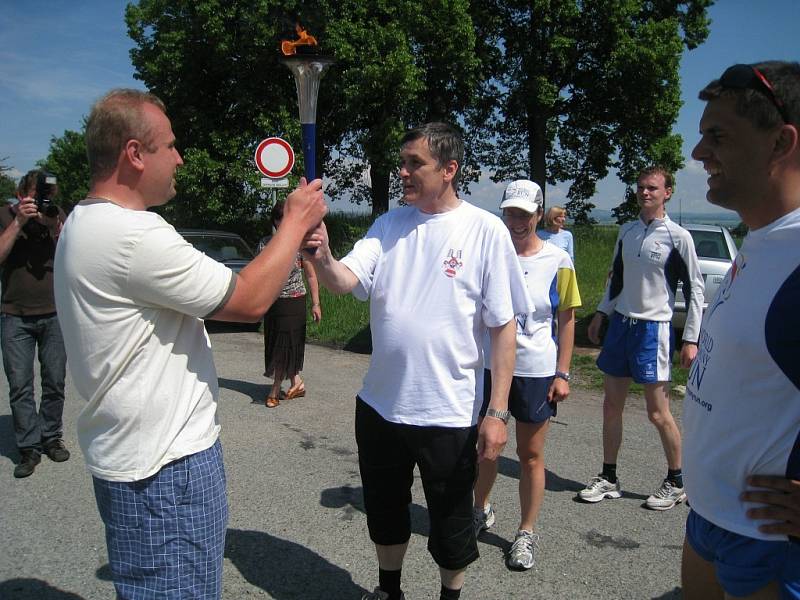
[254,137,295,178]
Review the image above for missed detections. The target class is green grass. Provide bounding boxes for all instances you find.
[304,214,690,392]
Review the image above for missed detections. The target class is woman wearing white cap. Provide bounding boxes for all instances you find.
[473,179,581,571]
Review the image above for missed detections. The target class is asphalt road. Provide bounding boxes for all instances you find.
[0,327,688,599]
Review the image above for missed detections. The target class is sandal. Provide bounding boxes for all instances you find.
[285,383,306,400]
[265,395,281,408]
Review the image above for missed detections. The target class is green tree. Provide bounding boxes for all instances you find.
[0,158,17,199]
[319,0,481,215]
[125,0,481,222]
[41,128,91,211]
[469,0,713,224]
[126,0,302,239]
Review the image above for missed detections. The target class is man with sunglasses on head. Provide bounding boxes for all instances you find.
[681,61,800,599]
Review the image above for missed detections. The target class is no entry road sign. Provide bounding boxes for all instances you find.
[255,137,295,179]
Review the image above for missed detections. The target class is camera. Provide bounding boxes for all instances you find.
[34,171,60,218]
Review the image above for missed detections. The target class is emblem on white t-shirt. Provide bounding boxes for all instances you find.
[443,249,463,278]
[649,241,663,262]
[706,252,746,320]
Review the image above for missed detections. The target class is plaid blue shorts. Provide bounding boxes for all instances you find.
[92,439,228,600]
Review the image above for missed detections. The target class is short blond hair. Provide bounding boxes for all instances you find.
[543,206,567,229]
[85,88,167,180]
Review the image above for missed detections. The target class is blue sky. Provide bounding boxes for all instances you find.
[1,1,798,216]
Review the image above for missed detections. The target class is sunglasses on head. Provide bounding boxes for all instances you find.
[719,64,789,124]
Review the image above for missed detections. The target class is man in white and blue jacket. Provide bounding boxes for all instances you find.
[580,166,704,511]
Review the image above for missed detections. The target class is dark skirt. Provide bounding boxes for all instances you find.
[263,296,307,379]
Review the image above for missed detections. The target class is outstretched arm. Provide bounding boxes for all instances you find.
[303,221,360,294]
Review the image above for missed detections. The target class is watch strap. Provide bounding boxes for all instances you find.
[485,407,510,424]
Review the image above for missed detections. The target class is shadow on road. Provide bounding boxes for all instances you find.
[0,579,86,600]
[225,528,365,598]
[217,377,264,405]
[652,588,681,599]
[496,456,586,494]
[320,484,430,537]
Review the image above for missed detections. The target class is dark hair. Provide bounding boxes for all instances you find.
[637,165,674,191]
[85,88,168,180]
[698,61,800,130]
[270,200,285,230]
[400,122,464,188]
[17,169,43,197]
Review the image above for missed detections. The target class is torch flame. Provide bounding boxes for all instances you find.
[281,23,318,56]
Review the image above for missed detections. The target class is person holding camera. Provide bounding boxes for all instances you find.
[0,169,69,478]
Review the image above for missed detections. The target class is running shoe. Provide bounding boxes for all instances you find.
[473,503,495,535]
[506,530,539,570]
[645,479,687,511]
[578,475,622,503]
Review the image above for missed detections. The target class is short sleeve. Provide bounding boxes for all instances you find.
[341,217,384,302]
[126,224,235,318]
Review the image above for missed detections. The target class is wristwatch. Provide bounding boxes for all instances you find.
[555,370,571,382]
[485,408,511,424]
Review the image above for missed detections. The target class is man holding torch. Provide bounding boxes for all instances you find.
[54,88,326,599]
[305,122,531,600]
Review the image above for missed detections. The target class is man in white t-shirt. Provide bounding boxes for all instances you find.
[681,61,800,600]
[53,89,326,600]
[305,123,531,600]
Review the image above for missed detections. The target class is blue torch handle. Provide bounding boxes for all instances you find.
[301,123,316,181]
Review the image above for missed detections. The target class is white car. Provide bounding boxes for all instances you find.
[672,223,738,331]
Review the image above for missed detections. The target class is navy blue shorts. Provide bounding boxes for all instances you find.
[596,312,675,383]
[686,509,800,598]
[355,397,479,571]
[481,369,556,424]
[92,439,228,600]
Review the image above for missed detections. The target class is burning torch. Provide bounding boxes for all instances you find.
[281,24,334,182]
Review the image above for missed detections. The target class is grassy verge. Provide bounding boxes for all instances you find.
[305,214,689,394]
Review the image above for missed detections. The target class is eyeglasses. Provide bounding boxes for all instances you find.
[719,64,790,124]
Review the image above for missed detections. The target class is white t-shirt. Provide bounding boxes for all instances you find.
[341,201,531,427]
[54,201,235,482]
[683,207,800,541]
[485,243,581,376]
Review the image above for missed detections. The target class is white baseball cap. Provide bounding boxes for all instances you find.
[499,179,543,214]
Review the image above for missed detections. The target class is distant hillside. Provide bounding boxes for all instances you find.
[589,207,740,227]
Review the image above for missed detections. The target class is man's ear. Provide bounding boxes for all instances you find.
[664,187,673,201]
[124,139,146,172]
[771,124,799,167]
[442,159,459,183]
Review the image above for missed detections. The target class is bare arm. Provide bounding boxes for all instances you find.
[587,311,606,345]
[303,221,360,294]
[478,319,515,462]
[0,198,38,264]
[303,258,322,323]
[211,178,327,322]
[548,307,575,403]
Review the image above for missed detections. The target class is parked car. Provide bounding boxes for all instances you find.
[672,223,738,331]
[177,229,254,274]
[177,229,257,326]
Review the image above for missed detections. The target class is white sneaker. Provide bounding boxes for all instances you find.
[646,479,687,511]
[473,503,495,535]
[506,530,539,570]
[579,475,622,503]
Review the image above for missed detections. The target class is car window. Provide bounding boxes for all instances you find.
[689,230,731,260]
[183,235,254,261]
